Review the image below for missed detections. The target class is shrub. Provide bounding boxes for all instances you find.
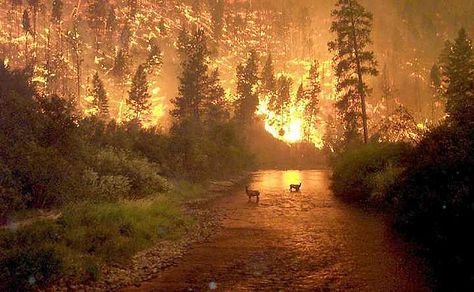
[90,148,169,199]
[389,123,474,289]
[0,221,64,290]
[331,142,411,202]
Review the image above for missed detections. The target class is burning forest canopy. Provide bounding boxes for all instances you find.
[0,0,473,148]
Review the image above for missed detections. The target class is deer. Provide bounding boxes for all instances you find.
[289,183,302,192]
[245,186,260,202]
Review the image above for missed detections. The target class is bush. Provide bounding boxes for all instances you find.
[0,221,64,290]
[90,148,170,199]
[331,142,411,202]
[389,123,474,289]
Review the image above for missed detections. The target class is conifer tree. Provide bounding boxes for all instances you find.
[87,0,108,51]
[304,61,321,139]
[27,0,40,57]
[328,0,378,144]
[66,18,83,104]
[380,64,395,113]
[112,49,129,82]
[145,40,163,74]
[127,64,151,123]
[22,9,31,63]
[430,63,442,120]
[208,0,225,41]
[440,28,474,126]
[90,72,109,120]
[51,0,62,24]
[172,29,211,123]
[235,50,259,125]
[204,68,228,123]
[261,54,276,96]
[272,75,292,130]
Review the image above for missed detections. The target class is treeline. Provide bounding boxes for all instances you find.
[331,27,474,289]
[0,26,254,222]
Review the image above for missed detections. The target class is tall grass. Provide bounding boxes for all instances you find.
[0,193,194,289]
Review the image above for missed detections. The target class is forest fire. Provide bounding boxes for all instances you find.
[1,0,473,291]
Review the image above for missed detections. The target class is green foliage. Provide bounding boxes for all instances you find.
[328,0,378,143]
[127,64,151,123]
[235,50,260,125]
[331,142,411,202]
[0,196,193,289]
[440,28,474,127]
[389,123,474,289]
[90,72,109,120]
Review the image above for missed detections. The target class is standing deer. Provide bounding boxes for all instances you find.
[289,183,302,192]
[245,186,260,202]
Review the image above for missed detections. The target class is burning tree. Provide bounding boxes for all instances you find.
[235,50,259,126]
[328,0,378,144]
[89,72,109,120]
[127,64,151,124]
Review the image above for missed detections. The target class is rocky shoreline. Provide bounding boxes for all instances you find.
[44,177,246,291]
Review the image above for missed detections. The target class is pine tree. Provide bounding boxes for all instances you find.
[204,68,228,123]
[27,0,40,58]
[328,0,378,144]
[208,0,225,41]
[22,9,31,63]
[272,75,292,130]
[380,64,395,113]
[235,50,259,125]
[120,24,132,52]
[429,63,442,120]
[51,0,63,24]
[127,64,151,123]
[112,49,129,82]
[145,39,163,74]
[296,82,305,103]
[305,61,321,139]
[66,18,83,104]
[87,0,108,51]
[261,54,276,96]
[90,72,109,120]
[440,28,474,126]
[106,6,117,33]
[172,28,210,123]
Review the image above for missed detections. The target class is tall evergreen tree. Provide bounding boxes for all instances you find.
[145,39,163,74]
[87,0,108,51]
[51,0,63,24]
[261,54,276,96]
[172,28,211,123]
[235,50,259,125]
[272,75,292,131]
[440,28,474,126]
[112,49,129,82]
[429,63,442,120]
[380,64,395,113]
[27,0,40,57]
[127,64,151,123]
[66,18,83,104]
[203,68,228,123]
[305,61,321,138]
[208,0,225,41]
[90,72,109,120]
[328,0,378,144]
[22,9,31,63]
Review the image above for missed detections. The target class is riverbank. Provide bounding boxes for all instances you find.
[0,176,247,291]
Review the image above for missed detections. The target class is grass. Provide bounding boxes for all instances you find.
[0,190,200,289]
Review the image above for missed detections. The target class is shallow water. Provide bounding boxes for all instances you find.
[127,170,429,291]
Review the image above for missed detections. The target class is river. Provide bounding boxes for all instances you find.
[127,170,429,291]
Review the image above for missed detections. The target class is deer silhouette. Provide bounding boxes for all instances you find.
[289,183,302,192]
[245,186,260,202]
